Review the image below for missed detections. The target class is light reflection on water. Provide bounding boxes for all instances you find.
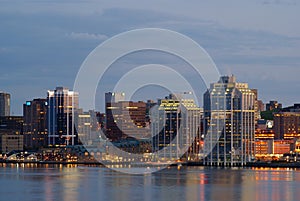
[0,164,300,201]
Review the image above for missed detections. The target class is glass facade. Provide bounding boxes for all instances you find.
[47,87,79,146]
[203,76,255,166]
[152,97,201,162]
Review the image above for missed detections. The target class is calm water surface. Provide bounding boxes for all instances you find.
[0,164,299,201]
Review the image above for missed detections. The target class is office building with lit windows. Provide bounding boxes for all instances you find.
[105,92,151,141]
[23,98,48,149]
[106,100,149,140]
[0,116,24,153]
[0,92,10,117]
[273,112,300,140]
[47,87,79,146]
[203,75,255,166]
[77,109,99,145]
[151,95,202,162]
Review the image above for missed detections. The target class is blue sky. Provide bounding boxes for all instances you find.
[1,0,300,114]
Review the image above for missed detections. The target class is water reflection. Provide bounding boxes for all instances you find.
[0,164,300,201]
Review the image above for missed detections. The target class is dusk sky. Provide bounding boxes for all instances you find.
[1,0,300,114]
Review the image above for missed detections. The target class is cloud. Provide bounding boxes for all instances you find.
[1,2,300,113]
[66,32,108,41]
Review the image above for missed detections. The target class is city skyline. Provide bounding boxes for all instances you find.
[1,2,300,200]
[0,76,298,115]
[1,1,300,115]
[2,74,300,170]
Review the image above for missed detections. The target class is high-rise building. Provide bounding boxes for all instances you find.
[106,100,149,141]
[105,92,150,141]
[23,99,48,149]
[152,99,180,161]
[0,92,10,117]
[273,112,300,139]
[151,96,202,162]
[77,109,99,145]
[47,87,79,146]
[203,75,255,166]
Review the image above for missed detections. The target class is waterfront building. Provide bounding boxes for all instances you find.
[255,119,276,157]
[151,95,202,162]
[255,139,291,156]
[255,140,273,155]
[273,140,291,154]
[255,119,275,140]
[295,139,300,153]
[23,98,48,149]
[203,75,256,166]
[0,92,10,117]
[47,87,79,146]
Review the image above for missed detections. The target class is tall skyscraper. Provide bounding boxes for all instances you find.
[151,95,202,162]
[0,92,10,117]
[47,87,79,146]
[203,75,255,166]
[23,98,48,149]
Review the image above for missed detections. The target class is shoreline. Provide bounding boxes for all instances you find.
[1,160,300,169]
